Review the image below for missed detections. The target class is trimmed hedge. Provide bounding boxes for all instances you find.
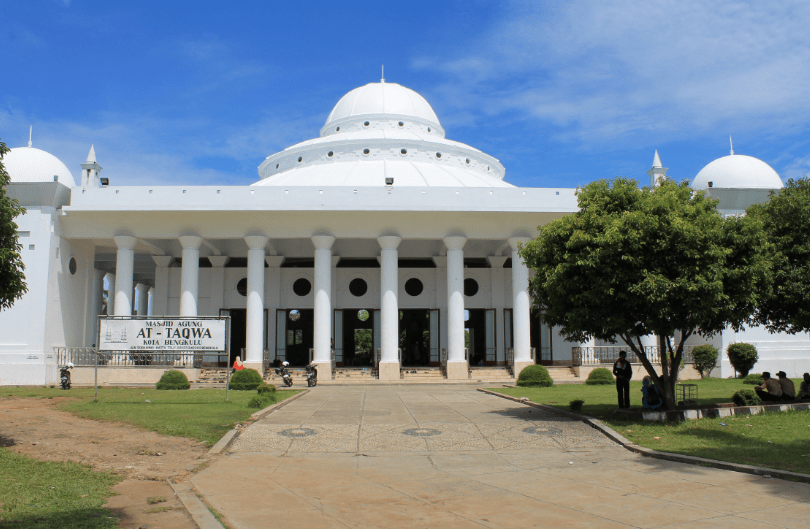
[156,370,190,390]
[516,365,554,388]
[569,399,584,412]
[743,373,764,385]
[692,344,719,378]
[247,395,276,409]
[257,382,276,394]
[229,368,263,391]
[585,368,614,385]
[727,343,758,378]
[732,389,761,406]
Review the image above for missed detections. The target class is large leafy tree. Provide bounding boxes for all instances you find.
[520,178,769,409]
[0,139,28,310]
[748,177,810,334]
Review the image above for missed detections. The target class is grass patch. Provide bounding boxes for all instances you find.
[1,387,302,447]
[144,505,173,514]
[491,378,810,475]
[145,496,166,504]
[0,448,120,528]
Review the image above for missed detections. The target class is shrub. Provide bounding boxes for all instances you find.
[156,370,190,390]
[732,389,761,407]
[247,394,276,409]
[691,344,719,378]
[585,368,614,385]
[743,373,764,385]
[229,368,263,391]
[569,399,584,413]
[257,382,276,395]
[516,365,554,387]
[727,343,759,377]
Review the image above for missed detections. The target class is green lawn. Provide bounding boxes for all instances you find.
[0,448,120,528]
[493,378,810,475]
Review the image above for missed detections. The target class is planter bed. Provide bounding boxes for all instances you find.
[613,401,810,422]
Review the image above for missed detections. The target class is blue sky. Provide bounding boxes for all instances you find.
[2,0,809,189]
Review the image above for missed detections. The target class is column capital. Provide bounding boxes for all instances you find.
[135,283,149,293]
[208,256,230,267]
[244,235,269,250]
[443,236,467,251]
[311,235,336,250]
[179,235,204,250]
[377,235,402,250]
[264,256,285,268]
[508,237,531,251]
[113,235,137,250]
[486,256,508,268]
[152,255,174,267]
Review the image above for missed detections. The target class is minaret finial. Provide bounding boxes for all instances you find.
[381,64,385,83]
[730,135,734,155]
[28,126,32,147]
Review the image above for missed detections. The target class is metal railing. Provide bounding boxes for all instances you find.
[572,345,696,366]
[54,347,226,367]
[506,348,514,368]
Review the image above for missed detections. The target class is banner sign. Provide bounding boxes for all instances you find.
[99,318,227,352]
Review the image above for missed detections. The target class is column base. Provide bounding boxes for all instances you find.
[513,360,535,380]
[445,361,469,380]
[378,361,401,381]
[312,361,332,381]
[242,362,263,374]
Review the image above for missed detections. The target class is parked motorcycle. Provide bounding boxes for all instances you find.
[60,363,74,390]
[304,363,318,387]
[275,361,293,387]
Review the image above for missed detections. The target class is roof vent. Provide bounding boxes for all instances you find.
[100,177,109,186]
[708,181,713,188]
[385,177,394,185]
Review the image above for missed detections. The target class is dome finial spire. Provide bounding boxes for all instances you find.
[28,125,32,147]
[381,64,385,83]
[730,135,734,155]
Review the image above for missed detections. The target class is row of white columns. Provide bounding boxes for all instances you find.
[109,234,534,378]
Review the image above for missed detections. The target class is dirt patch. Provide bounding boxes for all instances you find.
[1,396,210,528]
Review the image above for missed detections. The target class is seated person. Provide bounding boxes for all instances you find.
[754,372,783,403]
[641,376,662,410]
[777,371,796,402]
[798,373,810,402]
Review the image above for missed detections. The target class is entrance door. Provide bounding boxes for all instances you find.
[341,309,374,367]
[465,309,490,366]
[279,309,313,366]
[399,309,430,367]
[531,309,553,365]
[220,308,268,367]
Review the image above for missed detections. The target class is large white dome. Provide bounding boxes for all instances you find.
[323,82,442,134]
[692,154,782,190]
[3,146,76,187]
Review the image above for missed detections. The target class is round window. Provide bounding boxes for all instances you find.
[293,278,312,296]
[328,151,334,157]
[465,158,471,165]
[236,278,248,296]
[336,126,340,132]
[363,121,370,127]
[276,163,279,169]
[398,121,404,127]
[436,152,442,159]
[349,278,368,297]
[68,257,77,275]
[297,156,303,162]
[289,309,301,322]
[363,148,370,155]
[401,148,407,155]
[464,278,479,297]
[357,309,369,322]
[405,278,423,297]
[427,127,432,133]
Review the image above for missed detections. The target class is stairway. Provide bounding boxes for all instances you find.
[400,367,445,382]
[469,366,515,382]
[545,366,581,384]
[193,368,229,387]
[333,367,378,383]
[264,367,311,387]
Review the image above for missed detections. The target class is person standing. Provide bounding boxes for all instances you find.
[776,371,796,401]
[799,373,810,401]
[613,350,633,409]
[754,372,783,403]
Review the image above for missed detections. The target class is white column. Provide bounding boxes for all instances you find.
[90,269,105,346]
[151,256,173,315]
[178,236,203,317]
[135,283,149,316]
[113,236,137,316]
[487,256,508,365]
[312,235,335,377]
[444,236,467,379]
[105,273,116,315]
[147,288,155,316]
[509,237,533,376]
[378,236,402,380]
[244,236,268,372]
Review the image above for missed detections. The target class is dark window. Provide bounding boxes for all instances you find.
[236,278,248,296]
[349,278,368,297]
[464,278,479,297]
[336,258,380,268]
[293,278,312,297]
[398,259,436,268]
[405,278,424,297]
[68,257,77,275]
[281,258,314,268]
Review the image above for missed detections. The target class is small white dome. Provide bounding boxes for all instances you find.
[324,82,441,130]
[693,154,782,190]
[3,147,76,187]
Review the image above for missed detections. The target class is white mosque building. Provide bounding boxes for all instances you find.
[1,80,808,386]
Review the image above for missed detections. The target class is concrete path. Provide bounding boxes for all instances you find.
[193,386,810,528]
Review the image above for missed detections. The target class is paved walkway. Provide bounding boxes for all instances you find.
[193,386,810,528]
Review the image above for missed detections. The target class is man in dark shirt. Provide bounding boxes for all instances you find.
[777,371,795,401]
[613,350,633,409]
[755,372,783,403]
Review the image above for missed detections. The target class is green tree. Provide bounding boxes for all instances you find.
[748,177,810,334]
[0,139,27,310]
[520,178,769,410]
